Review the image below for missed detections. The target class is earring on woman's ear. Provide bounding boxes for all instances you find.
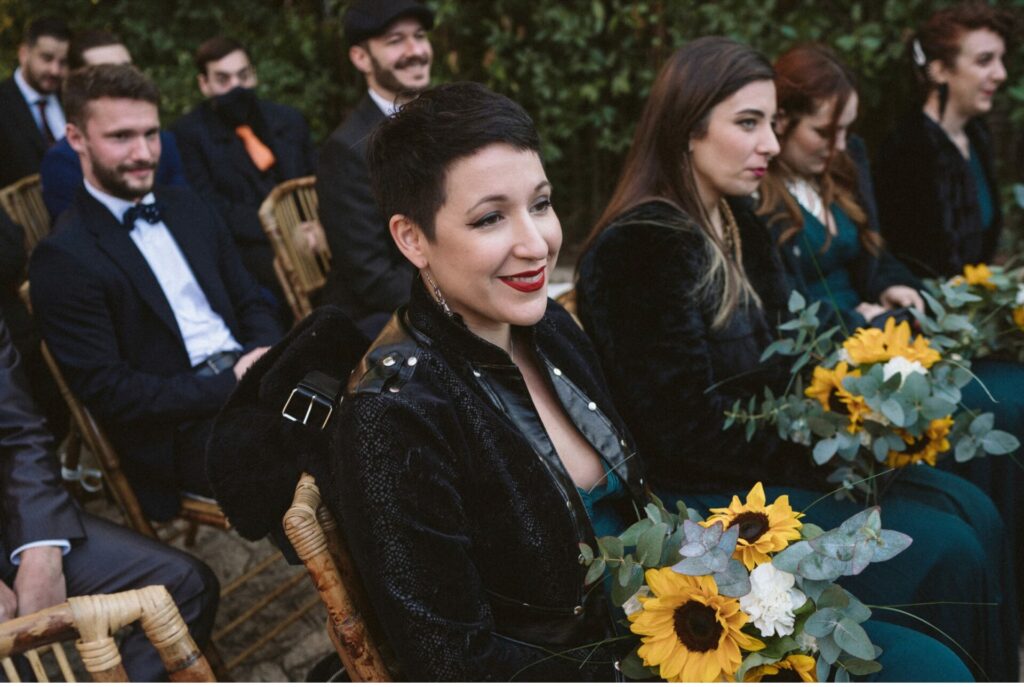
[423,270,453,317]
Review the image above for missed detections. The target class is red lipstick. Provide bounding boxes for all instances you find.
[750,167,766,178]
[499,267,546,293]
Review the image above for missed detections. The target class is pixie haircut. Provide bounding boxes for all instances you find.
[63,64,160,129]
[366,81,541,240]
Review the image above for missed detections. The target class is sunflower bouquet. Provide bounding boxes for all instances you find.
[581,483,911,682]
[725,292,1018,501]
[914,262,1024,362]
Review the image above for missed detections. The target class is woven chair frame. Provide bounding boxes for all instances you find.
[0,175,50,254]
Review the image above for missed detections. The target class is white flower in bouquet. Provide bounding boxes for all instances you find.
[882,356,928,386]
[1015,283,1024,306]
[621,585,650,616]
[789,418,812,446]
[739,562,807,637]
[796,631,818,654]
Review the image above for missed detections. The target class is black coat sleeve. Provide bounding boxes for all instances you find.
[329,395,617,681]
[577,217,816,494]
[0,315,84,551]
[316,136,414,312]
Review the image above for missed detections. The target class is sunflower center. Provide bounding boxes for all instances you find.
[673,600,723,652]
[762,667,801,682]
[899,436,929,460]
[827,388,845,413]
[729,511,771,543]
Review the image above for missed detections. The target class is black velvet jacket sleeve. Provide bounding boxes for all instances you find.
[576,200,823,495]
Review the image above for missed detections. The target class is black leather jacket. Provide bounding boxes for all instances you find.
[327,281,646,681]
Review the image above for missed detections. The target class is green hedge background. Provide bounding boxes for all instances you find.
[1,0,1021,250]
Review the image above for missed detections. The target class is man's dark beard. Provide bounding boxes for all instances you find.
[370,53,429,100]
[92,159,157,201]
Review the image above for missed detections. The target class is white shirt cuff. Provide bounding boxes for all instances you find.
[10,540,72,566]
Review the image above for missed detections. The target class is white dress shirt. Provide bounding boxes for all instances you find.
[13,67,66,141]
[368,88,400,118]
[84,181,241,366]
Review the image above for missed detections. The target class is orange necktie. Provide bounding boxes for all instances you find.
[235,125,276,171]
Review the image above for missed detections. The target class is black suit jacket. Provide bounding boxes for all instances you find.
[0,314,84,572]
[316,94,414,322]
[172,99,316,248]
[28,185,282,519]
[0,77,50,188]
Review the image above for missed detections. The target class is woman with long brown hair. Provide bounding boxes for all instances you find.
[575,36,1004,680]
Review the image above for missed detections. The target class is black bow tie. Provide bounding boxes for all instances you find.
[122,202,162,229]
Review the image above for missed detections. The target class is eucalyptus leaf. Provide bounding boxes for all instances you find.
[637,522,669,566]
[816,654,833,681]
[578,543,593,566]
[713,559,752,597]
[816,584,849,609]
[842,658,882,676]
[788,290,806,313]
[597,536,624,560]
[770,540,812,573]
[804,607,842,637]
[618,648,654,680]
[799,577,832,603]
[981,430,1020,455]
[584,558,606,585]
[617,518,653,547]
[955,436,980,462]
[844,593,872,623]
[834,617,876,660]
[871,530,913,562]
[921,397,957,420]
[969,412,995,436]
[880,398,905,426]
[818,634,842,664]
[797,551,849,581]
[643,503,662,525]
[835,667,851,682]
[736,652,782,681]
[813,437,839,465]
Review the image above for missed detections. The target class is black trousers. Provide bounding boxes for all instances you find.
[2,513,220,681]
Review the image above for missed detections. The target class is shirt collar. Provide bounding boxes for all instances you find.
[367,87,400,118]
[83,179,156,225]
[13,67,48,107]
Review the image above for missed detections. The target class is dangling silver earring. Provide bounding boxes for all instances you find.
[423,270,453,317]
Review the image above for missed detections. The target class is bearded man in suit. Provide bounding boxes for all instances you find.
[29,64,283,522]
[316,0,434,337]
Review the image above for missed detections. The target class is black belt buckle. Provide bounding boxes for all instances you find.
[281,371,341,430]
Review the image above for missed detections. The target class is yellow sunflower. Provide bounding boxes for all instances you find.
[804,362,869,431]
[743,654,817,682]
[842,318,941,368]
[630,567,765,682]
[886,416,954,468]
[702,483,803,570]
[1013,306,1024,332]
[962,263,997,291]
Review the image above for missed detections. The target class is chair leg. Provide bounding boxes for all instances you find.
[184,521,200,548]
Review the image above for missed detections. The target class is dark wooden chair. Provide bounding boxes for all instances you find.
[258,176,330,322]
[0,175,50,254]
[0,585,214,682]
[284,473,392,681]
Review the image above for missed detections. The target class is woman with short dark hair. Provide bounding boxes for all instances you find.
[326,82,646,680]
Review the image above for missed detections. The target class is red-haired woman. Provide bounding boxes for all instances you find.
[874,2,1013,278]
[757,43,1020,679]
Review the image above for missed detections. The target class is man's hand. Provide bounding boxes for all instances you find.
[854,302,887,322]
[879,285,925,312]
[0,580,17,622]
[233,347,270,381]
[296,220,328,255]
[13,546,66,617]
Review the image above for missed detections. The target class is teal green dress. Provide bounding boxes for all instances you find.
[583,477,972,680]
[787,198,1022,664]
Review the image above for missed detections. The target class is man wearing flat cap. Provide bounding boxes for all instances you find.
[316,0,434,337]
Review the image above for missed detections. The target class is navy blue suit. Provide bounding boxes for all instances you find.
[0,77,50,188]
[28,185,282,520]
[40,132,188,223]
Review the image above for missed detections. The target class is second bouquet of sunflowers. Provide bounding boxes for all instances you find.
[582,483,911,682]
[726,292,1018,502]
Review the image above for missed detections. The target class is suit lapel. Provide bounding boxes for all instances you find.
[81,191,183,341]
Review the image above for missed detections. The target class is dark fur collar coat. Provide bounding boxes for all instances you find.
[874,112,1002,278]
[576,198,829,495]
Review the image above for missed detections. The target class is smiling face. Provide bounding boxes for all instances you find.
[18,35,69,95]
[68,97,161,201]
[778,91,858,178]
[350,17,432,103]
[690,79,780,209]
[393,144,560,340]
[933,28,1006,118]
